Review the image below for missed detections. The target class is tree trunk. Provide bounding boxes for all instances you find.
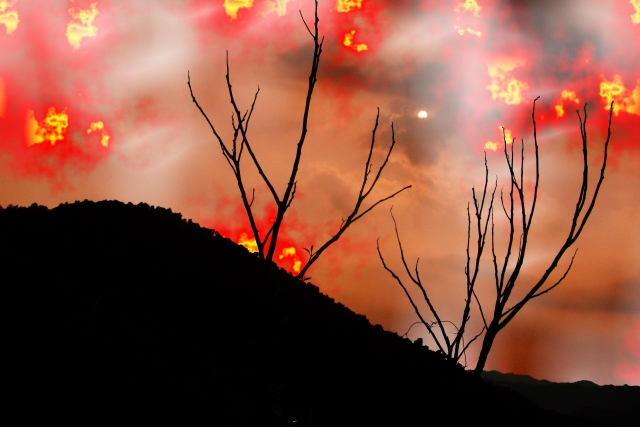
[473,325,499,375]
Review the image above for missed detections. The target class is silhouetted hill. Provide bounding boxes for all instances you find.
[0,200,594,426]
[482,371,640,427]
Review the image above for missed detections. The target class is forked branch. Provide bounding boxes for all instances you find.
[472,98,613,375]
[189,0,410,280]
[377,152,495,364]
[381,96,614,373]
[297,111,411,279]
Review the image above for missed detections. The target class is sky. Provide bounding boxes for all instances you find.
[1,0,640,386]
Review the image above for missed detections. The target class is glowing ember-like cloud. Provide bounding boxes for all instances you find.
[25,107,69,147]
[66,2,99,50]
[503,128,514,144]
[599,74,640,116]
[224,0,254,20]
[455,26,482,37]
[238,232,259,253]
[87,121,109,147]
[0,78,6,118]
[455,0,481,17]
[631,0,640,24]
[484,141,498,151]
[236,232,302,274]
[343,30,368,52]
[279,246,302,274]
[336,0,363,13]
[484,127,513,151]
[554,90,580,118]
[486,59,528,105]
[263,0,291,17]
[0,0,18,35]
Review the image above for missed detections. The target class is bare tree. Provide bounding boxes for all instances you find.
[188,0,410,280]
[377,157,495,366]
[378,97,614,374]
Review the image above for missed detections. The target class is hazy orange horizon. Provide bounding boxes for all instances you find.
[1,0,639,385]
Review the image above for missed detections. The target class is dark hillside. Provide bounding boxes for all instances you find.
[482,371,640,427]
[0,201,591,426]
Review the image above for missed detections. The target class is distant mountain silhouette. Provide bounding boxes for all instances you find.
[482,371,640,427]
[0,200,596,426]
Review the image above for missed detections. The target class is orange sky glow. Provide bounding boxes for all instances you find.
[1,0,639,386]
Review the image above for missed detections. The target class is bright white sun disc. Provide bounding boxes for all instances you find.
[418,110,428,118]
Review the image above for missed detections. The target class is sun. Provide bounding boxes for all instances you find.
[418,110,428,119]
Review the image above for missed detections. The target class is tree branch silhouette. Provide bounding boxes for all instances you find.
[474,99,613,375]
[377,159,494,365]
[188,0,409,278]
[378,97,613,372]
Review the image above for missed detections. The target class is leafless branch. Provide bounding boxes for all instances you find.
[381,96,613,373]
[377,239,447,355]
[188,68,264,257]
[472,98,613,375]
[295,113,411,279]
[378,167,492,364]
[461,326,486,360]
[190,0,409,280]
[248,188,255,208]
